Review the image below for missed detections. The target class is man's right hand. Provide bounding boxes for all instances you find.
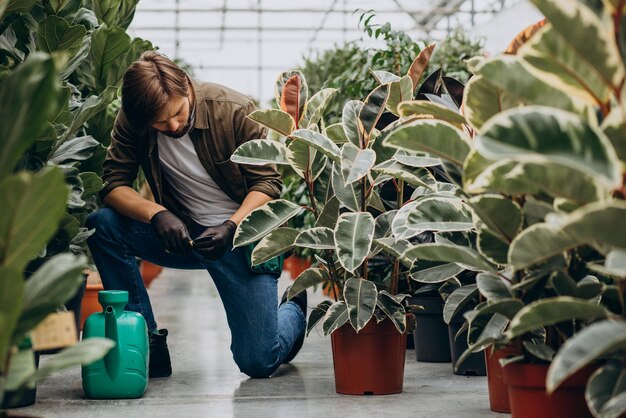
[150,210,192,255]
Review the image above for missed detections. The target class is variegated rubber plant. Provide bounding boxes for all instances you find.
[230,45,448,336]
[370,1,626,416]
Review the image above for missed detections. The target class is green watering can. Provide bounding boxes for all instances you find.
[82,290,149,399]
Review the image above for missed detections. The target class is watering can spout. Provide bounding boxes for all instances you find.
[99,291,127,380]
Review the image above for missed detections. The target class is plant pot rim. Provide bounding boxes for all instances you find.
[333,317,406,336]
[85,283,104,291]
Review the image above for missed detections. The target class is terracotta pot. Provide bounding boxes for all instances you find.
[331,319,407,395]
[485,344,520,413]
[140,260,163,288]
[80,282,104,330]
[503,362,595,418]
[283,256,312,280]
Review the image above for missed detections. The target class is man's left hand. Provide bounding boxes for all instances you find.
[192,220,237,260]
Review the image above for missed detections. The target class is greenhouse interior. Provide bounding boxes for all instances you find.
[1,0,625,417]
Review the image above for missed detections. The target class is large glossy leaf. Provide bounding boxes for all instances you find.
[290,129,340,164]
[372,160,436,189]
[476,106,621,186]
[308,300,332,336]
[375,237,413,267]
[0,266,23,373]
[233,200,303,247]
[60,86,117,143]
[407,43,435,92]
[0,53,59,179]
[547,320,626,393]
[340,142,376,184]
[601,106,626,164]
[280,75,302,126]
[377,290,406,333]
[463,75,502,131]
[331,162,361,212]
[0,168,68,271]
[274,70,307,121]
[92,0,140,29]
[443,284,478,324]
[384,119,471,166]
[410,260,464,283]
[393,151,441,168]
[288,268,328,299]
[344,277,378,332]
[468,195,522,242]
[334,212,375,273]
[36,15,86,56]
[342,100,363,147]
[251,228,299,266]
[247,109,295,136]
[476,272,513,301]
[287,139,326,180]
[49,135,100,164]
[90,24,131,90]
[231,139,290,166]
[325,123,349,144]
[392,196,473,239]
[403,243,496,272]
[322,301,349,335]
[301,88,337,128]
[398,100,467,128]
[358,84,389,139]
[477,227,509,265]
[586,363,626,418]
[36,338,114,383]
[528,0,624,92]
[506,297,609,340]
[386,76,413,116]
[295,227,335,250]
[13,253,87,342]
[509,201,626,270]
[315,196,340,229]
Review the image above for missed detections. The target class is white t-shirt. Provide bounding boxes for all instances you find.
[157,132,239,227]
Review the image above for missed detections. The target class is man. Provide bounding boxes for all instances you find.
[86,51,307,379]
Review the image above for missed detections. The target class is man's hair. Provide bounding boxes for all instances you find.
[121,51,189,129]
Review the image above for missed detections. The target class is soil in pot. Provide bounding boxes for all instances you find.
[485,344,520,413]
[503,362,595,418]
[411,296,451,362]
[448,307,486,376]
[331,319,406,395]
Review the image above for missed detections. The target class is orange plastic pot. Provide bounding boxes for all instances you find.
[140,260,163,288]
[331,319,407,395]
[80,282,104,330]
[503,362,595,418]
[283,256,312,279]
[485,345,520,413]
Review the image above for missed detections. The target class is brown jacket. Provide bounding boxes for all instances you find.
[100,80,282,225]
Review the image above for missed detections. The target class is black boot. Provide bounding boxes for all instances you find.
[280,286,307,364]
[149,328,172,378]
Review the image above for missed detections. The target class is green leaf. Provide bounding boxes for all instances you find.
[407,43,436,91]
[13,253,87,343]
[233,200,303,247]
[340,142,376,184]
[547,320,626,393]
[358,84,389,139]
[393,151,441,168]
[92,0,140,29]
[507,297,609,340]
[231,139,291,166]
[61,86,117,143]
[586,363,626,418]
[322,301,349,335]
[287,139,327,180]
[476,106,621,187]
[36,15,86,56]
[601,106,626,165]
[250,227,299,266]
[384,119,471,166]
[509,201,626,270]
[49,135,100,164]
[331,162,361,212]
[288,268,328,299]
[371,70,400,84]
[247,109,295,136]
[375,237,413,267]
[386,76,413,116]
[372,160,437,189]
[334,212,375,273]
[410,261,464,283]
[477,227,509,265]
[315,196,340,229]
[90,24,131,91]
[476,272,512,301]
[528,0,624,92]
[392,196,473,239]
[403,243,496,273]
[36,338,114,383]
[443,284,478,324]
[377,290,406,333]
[3,0,36,15]
[0,266,24,373]
[0,53,60,179]
[290,129,340,164]
[325,123,349,144]
[587,249,626,279]
[295,227,335,250]
[0,168,68,271]
[468,194,522,242]
[301,88,337,128]
[344,277,378,332]
[342,100,363,147]
[308,300,332,336]
[463,75,502,131]
[398,100,467,128]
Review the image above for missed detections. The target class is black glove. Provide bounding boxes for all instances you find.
[150,210,192,255]
[192,220,237,261]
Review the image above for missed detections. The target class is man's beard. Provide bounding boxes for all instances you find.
[162,123,190,138]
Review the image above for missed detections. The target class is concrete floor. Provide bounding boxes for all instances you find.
[20,268,508,418]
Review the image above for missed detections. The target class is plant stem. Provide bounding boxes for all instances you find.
[390,179,405,294]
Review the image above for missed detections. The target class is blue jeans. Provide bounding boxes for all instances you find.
[86,208,306,378]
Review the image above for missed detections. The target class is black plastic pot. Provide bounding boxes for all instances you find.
[1,351,40,409]
[448,307,486,376]
[410,296,451,362]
